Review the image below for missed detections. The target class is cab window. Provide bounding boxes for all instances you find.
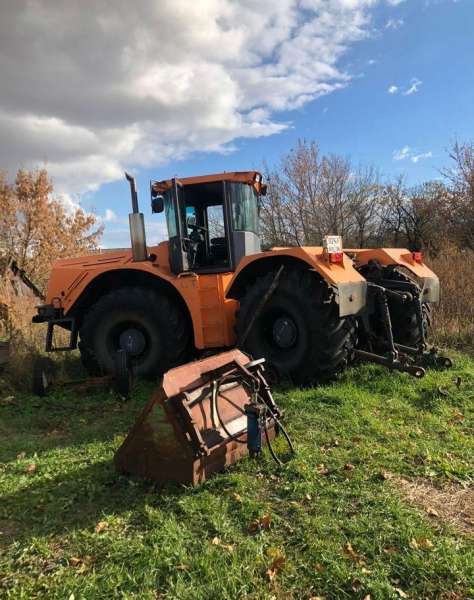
[229,182,259,234]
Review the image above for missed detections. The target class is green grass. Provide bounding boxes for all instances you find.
[1,355,473,600]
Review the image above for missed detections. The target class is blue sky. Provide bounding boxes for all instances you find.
[95,0,473,247]
[1,0,472,247]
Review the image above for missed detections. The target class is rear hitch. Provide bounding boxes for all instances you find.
[356,281,452,378]
[394,343,453,370]
[354,348,426,378]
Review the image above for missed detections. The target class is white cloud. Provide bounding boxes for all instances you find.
[0,0,404,196]
[386,0,406,4]
[411,151,433,163]
[393,146,412,160]
[385,18,404,29]
[403,77,423,95]
[104,208,117,222]
[388,85,399,94]
[393,146,433,162]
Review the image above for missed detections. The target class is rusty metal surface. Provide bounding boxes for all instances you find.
[114,349,277,485]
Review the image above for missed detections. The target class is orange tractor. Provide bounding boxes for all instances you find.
[33,170,449,385]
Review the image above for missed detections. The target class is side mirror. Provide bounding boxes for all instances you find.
[151,194,164,213]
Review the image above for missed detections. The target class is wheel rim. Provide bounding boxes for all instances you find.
[271,316,298,349]
[106,321,150,361]
[119,328,146,356]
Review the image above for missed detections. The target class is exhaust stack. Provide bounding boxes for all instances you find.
[125,172,148,262]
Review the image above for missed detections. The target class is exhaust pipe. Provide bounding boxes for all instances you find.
[125,172,148,262]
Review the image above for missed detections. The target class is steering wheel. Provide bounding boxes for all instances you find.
[188,223,208,233]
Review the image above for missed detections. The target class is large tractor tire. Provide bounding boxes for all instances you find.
[79,287,190,378]
[235,269,356,385]
[384,269,432,347]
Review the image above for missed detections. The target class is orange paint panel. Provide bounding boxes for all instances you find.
[228,246,366,289]
[347,248,438,279]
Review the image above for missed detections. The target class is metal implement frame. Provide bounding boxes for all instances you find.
[355,281,451,377]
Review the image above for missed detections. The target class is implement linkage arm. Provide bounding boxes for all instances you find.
[355,282,451,378]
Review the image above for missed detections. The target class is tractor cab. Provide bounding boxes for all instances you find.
[151,172,266,275]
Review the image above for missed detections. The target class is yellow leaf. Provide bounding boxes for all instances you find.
[232,492,242,502]
[95,521,108,534]
[394,587,409,598]
[343,542,364,565]
[265,548,286,581]
[211,536,221,545]
[26,463,37,474]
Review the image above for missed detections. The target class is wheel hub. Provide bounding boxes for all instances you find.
[272,316,297,349]
[119,328,146,356]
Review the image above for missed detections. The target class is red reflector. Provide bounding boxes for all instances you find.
[412,251,423,263]
[329,252,344,264]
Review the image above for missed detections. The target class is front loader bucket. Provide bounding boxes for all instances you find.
[114,350,278,486]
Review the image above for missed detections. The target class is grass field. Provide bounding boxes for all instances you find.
[0,355,473,600]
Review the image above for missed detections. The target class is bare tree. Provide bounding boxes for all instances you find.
[441,141,474,249]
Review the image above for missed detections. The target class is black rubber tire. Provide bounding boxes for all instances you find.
[384,269,432,347]
[78,340,102,376]
[79,287,190,378]
[235,269,356,385]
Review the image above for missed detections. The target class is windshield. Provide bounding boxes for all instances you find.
[229,182,259,234]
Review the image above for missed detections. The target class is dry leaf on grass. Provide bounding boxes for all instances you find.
[317,464,329,475]
[16,451,26,460]
[249,514,272,532]
[394,587,409,598]
[266,550,286,582]
[94,521,108,534]
[343,542,365,565]
[26,463,37,474]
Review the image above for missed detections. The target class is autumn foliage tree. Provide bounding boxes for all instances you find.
[0,168,103,289]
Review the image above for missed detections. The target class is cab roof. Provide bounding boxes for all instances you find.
[151,171,265,194]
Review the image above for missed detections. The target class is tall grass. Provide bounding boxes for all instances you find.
[428,246,474,352]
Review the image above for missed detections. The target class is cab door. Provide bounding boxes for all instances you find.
[167,178,190,274]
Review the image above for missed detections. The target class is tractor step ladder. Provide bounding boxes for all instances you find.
[198,274,227,347]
